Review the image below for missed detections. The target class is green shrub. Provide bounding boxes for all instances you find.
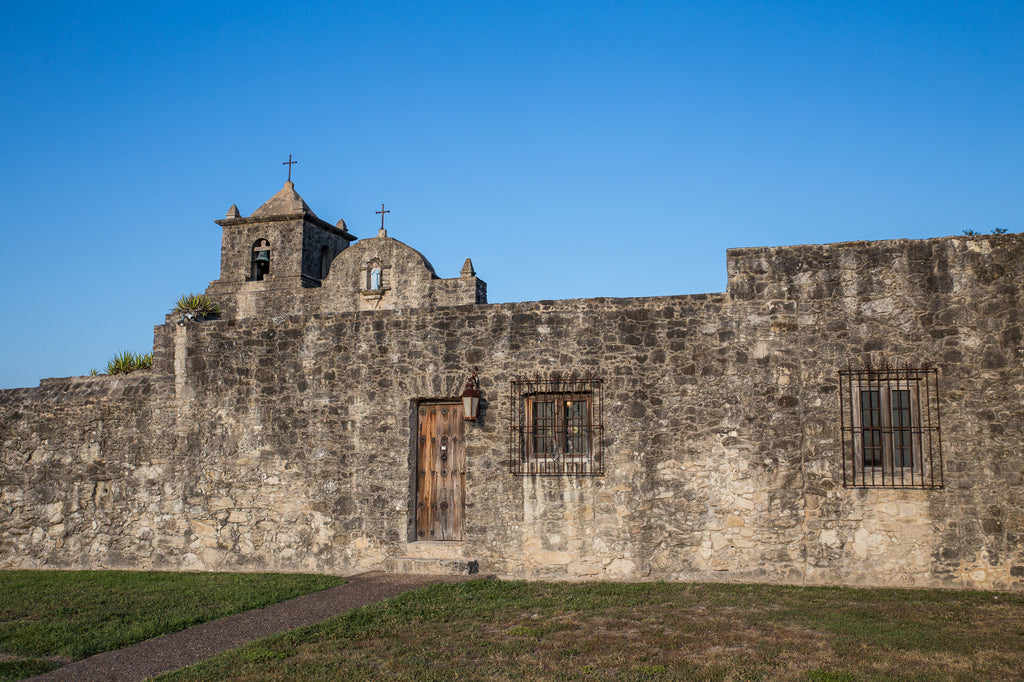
[106,351,153,375]
[963,228,1010,235]
[172,293,221,322]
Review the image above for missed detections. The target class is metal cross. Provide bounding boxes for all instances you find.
[282,154,297,182]
[376,203,390,230]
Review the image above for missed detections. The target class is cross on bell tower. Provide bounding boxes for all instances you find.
[282,154,297,182]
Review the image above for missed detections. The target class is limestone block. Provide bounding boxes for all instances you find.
[732,496,755,510]
[606,558,636,575]
[209,497,234,510]
[818,529,840,547]
[190,520,217,538]
[155,535,186,549]
[568,561,603,576]
[528,550,574,565]
[202,547,228,566]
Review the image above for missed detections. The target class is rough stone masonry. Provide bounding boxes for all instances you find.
[1,180,1021,591]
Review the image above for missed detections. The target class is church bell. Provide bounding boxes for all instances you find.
[254,250,270,264]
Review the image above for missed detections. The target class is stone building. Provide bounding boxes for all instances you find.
[1,181,1022,591]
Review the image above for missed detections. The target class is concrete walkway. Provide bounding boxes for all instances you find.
[29,571,474,682]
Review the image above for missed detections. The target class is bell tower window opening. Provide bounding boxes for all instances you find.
[251,239,270,281]
[320,246,331,280]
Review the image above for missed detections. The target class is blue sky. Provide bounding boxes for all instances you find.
[1,1,1021,389]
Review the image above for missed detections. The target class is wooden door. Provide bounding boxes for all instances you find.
[416,403,465,541]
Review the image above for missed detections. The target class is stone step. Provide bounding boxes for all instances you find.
[387,556,479,575]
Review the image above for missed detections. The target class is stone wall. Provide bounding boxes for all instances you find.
[1,233,1022,590]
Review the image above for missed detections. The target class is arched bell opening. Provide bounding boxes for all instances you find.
[251,239,270,281]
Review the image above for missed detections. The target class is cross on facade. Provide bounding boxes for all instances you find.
[282,155,297,182]
[376,203,390,231]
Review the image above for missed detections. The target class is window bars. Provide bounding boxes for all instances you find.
[839,364,943,488]
[510,375,604,475]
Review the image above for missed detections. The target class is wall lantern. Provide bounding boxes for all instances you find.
[460,370,481,421]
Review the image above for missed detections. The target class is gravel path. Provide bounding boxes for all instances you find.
[28,571,474,682]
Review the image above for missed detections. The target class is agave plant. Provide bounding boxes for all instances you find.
[106,351,153,375]
[106,351,135,375]
[172,293,222,322]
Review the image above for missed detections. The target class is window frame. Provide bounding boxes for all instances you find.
[510,376,604,476]
[524,392,593,460]
[840,366,943,489]
[850,380,922,476]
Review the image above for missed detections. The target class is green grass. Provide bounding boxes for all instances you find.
[0,570,346,681]
[156,579,1024,682]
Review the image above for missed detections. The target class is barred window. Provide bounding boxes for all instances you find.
[839,365,943,488]
[510,376,603,475]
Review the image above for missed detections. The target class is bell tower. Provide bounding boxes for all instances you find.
[208,180,356,291]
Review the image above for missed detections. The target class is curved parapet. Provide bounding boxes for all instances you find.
[321,234,485,312]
